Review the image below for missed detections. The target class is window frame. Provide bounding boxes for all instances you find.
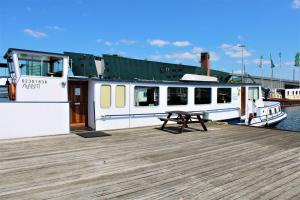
[248,87,260,100]
[194,87,212,105]
[217,87,232,104]
[17,54,64,78]
[100,84,111,109]
[115,85,126,108]
[134,86,160,107]
[167,87,188,106]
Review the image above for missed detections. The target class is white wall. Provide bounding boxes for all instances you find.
[94,81,130,130]
[16,77,68,102]
[92,81,242,131]
[0,102,69,139]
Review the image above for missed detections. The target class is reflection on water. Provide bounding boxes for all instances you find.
[276,106,300,132]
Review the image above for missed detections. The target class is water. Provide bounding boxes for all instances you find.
[275,106,300,132]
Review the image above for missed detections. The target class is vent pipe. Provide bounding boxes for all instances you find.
[200,52,210,76]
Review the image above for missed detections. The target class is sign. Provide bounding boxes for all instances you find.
[21,78,47,89]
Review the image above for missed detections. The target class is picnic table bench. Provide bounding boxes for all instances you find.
[159,110,208,133]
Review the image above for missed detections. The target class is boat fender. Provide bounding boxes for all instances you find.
[8,82,16,100]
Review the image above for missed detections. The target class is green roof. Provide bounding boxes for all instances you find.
[65,52,231,83]
[102,55,231,83]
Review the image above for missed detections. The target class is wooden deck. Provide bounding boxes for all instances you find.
[0,125,300,200]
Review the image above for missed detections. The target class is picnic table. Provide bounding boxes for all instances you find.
[159,110,208,133]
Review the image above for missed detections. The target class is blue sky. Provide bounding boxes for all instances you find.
[0,0,299,80]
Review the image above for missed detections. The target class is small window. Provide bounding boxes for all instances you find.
[116,85,126,108]
[0,86,8,98]
[100,85,111,108]
[195,88,211,104]
[217,88,231,103]
[134,86,159,106]
[269,109,272,115]
[18,53,63,77]
[167,87,188,105]
[248,87,259,100]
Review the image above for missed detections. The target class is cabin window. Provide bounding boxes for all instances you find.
[17,53,63,77]
[217,88,231,103]
[0,86,8,98]
[167,87,188,105]
[194,88,211,104]
[116,85,126,108]
[134,86,159,106]
[100,85,111,108]
[248,87,259,100]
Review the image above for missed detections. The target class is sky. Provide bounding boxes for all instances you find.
[0,0,299,80]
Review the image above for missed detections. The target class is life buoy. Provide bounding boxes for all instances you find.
[8,82,16,100]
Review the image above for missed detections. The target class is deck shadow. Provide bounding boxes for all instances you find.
[75,131,111,138]
[154,126,205,134]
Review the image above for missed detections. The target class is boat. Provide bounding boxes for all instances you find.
[269,88,300,107]
[0,48,287,139]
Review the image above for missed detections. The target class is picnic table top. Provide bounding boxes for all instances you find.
[165,110,204,116]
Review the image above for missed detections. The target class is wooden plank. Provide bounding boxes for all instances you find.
[0,125,299,199]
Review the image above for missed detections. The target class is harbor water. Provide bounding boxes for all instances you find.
[275,106,300,132]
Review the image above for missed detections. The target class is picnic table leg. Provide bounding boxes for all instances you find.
[197,115,207,131]
[161,113,172,130]
[179,116,190,133]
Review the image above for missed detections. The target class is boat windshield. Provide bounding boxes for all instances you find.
[17,53,63,77]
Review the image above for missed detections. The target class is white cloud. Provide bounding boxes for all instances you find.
[150,47,220,63]
[148,39,170,47]
[292,0,300,8]
[252,59,271,65]
[236,59,249,64]
[172,41,192,47]
[151,52,198,61]
[96,39,138,46]
[225,50,251,58]
[220,43,232,49]
[23,29,47,38]
[106,41,114,46]
[210,51,220,61]
[119,39,137,45]
[233,69,243,74]
[164,52,198,60]
[192,47,204,54]
[45,25,64,31]
[220,43,252,58]
[284,61,295,66]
